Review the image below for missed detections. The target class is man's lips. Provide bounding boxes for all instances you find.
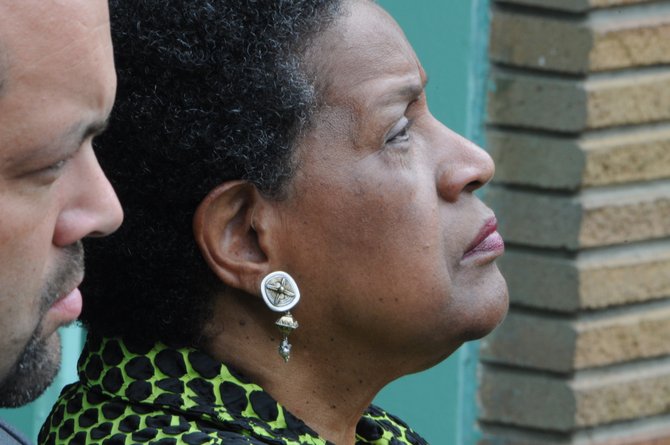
[463,217,505,261]
[44,279,84,331]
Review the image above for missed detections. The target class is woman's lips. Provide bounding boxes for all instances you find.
[463,217,505,262]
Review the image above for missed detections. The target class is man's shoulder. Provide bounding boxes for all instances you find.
[0,419,32,445]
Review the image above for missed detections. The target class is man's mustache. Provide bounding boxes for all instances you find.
[40,242,84,314]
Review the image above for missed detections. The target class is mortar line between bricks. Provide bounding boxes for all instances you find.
[491,177,670,198]
[486,123,582,138]
[577,237,670,262]
[480,413,670,444]
[489,120,670,141]
[579,177,670,199]
[574,298,670,324]
[502,243,577,257]
[508,297,670,324]
[495,0,670,25]
[574,355,670,384]
[571,413,670,444]
[508,304,578,320]
[479,420,573,441]
[491,62,587,80]
[480,361,575,379]
[493,2,590,20]
[590,1,670,26]
[489,183,579,198]
[483,355,670,383]
[491,62,670,82]
[491,177,670,201]
[488,119,670,138]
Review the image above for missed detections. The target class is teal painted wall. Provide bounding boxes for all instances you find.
[0,2,491,443]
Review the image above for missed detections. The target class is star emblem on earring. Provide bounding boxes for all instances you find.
[265,277,296,307]
[261,271,300,312]
[260,271,302,363]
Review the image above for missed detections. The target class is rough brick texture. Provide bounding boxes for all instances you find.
[489,126,670,189]
[480,0,670,443]
[490,9,670,73]
[488,69,670,132]
[497,0,655,12]
[481,361,670,431]
[481,302,670,372]
[499,243,670,312]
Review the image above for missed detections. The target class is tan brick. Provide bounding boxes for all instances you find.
[575,304,670,368]
[486,187,581,248]
[481,311,578,372]
[489,126,670,189]
[488,68,670,132]
[496,0,655,12]
[481,302,670,372]
[497,250,580,312]
[487,183,670,249]
[586,70,670,129]
[479,368,576,431]
[581,420,670,445]
[479,426,569,445]
[489,131,586,190]
[488,70,587,132]
[574,362,670,427]
[591,20,670,72]
[489,11,592,73]
[582,126,670,187]
[481,360,670,431]
[580,184,670,247]
[480,419,670,445]
[499,242,670,311]
[490,9,670,73]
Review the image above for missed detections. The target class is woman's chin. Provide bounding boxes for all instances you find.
[460,263,509,331]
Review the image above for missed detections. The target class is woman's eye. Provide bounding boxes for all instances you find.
[385,118,411,146]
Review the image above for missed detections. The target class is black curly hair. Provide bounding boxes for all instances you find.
[80,0,343,346]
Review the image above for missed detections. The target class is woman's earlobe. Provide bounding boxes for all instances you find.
[193,180,271,294]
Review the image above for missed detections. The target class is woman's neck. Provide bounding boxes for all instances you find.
[202,294,403,445]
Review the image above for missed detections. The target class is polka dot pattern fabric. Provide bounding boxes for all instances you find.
[38,336,428,445]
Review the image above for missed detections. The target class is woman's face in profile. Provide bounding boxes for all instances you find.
[272,0,508,371]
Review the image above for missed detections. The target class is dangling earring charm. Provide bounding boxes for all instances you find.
[260,271,301,362]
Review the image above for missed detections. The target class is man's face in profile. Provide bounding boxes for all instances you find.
[0,0,122,406]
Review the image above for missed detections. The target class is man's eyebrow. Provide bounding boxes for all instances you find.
[79,118,110,143]
[56,118,110,152]
[4,118,110,173]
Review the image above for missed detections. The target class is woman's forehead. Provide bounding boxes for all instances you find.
[311,0,420,103]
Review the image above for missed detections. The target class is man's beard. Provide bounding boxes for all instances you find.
[0,243,84,407]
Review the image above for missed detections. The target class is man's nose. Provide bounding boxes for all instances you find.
[52,146,123,247]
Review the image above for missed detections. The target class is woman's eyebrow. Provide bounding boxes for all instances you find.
[381,75,428,106]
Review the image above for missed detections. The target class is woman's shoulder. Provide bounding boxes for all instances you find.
[36,381,302,445]
[357,405,429,445]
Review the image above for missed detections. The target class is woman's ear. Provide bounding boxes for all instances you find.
[193,181,273,295]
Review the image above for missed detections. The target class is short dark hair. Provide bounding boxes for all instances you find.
[81,0,342,346]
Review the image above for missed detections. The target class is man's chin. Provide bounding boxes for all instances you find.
[0,330,61,408]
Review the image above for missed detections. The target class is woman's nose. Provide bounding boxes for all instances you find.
[435,127,495,203]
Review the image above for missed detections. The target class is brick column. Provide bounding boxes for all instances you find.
[479,1,670,444]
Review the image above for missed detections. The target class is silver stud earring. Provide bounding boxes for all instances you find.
[260,271,300,362]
